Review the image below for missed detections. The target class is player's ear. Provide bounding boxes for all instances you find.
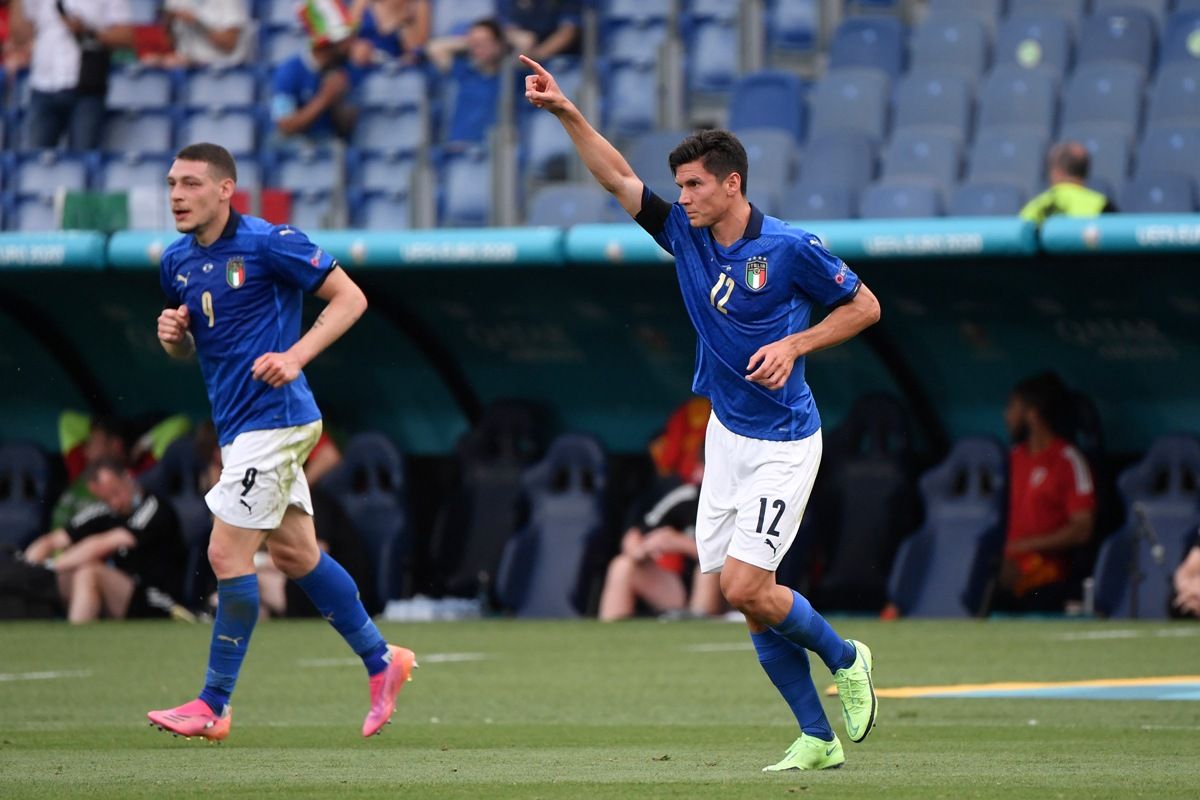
[218,177,236,202]
[726,171,742,197]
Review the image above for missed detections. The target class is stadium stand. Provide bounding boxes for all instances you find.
[859,179,944,218]
[907,14,990,79]
[949,180,1028,216]
[1118,172,1197,211]
[0,443,50,549]
[993,13,1073,78]
[891,72,973,142]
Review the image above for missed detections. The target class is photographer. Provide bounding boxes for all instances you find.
[8,0,133,150]
[271,0,361,143]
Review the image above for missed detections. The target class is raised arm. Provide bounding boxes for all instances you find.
[521,55,645,217]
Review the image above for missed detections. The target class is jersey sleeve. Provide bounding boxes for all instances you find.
[262,225,338,293]
[159,249,181,306]
[789,236,860,308]
[634,185,687,256]
[1059,446,1096,515]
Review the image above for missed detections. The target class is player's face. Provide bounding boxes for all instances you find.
[88,469,136,516]
[1005,395,1030,442]
[673,161,738,228]
[167,159,230,236]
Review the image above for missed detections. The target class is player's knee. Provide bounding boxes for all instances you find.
[721,577,766,616]
[268,540,319,579]
[208,539,252,580]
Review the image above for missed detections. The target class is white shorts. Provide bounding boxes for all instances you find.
[205,420,322,530]
[696,413,822,574]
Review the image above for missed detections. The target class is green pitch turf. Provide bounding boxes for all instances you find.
[2,618,1198,799]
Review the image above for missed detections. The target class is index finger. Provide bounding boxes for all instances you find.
[519,54,549,76]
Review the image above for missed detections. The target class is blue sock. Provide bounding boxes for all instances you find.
[771,589,856,673]
[198,574,259,714]
[751,629,834,741]
[294,552,389,676]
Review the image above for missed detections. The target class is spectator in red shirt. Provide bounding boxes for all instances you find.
[995,372,1096,613]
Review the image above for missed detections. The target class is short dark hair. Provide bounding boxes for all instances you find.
[83,456,130,485]
[1049,141,1089,181]
[470,17,506,44]
[175,142,238,183]
[1012,371,1068,430]
[667,129,749,196]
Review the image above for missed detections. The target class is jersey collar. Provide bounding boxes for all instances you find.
[218,207,242,241]
[743,203,764,240]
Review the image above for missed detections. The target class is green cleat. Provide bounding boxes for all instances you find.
[833,639,877,743]
[762,733,845,772]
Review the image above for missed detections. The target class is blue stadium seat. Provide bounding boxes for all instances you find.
[107,66,174,111]
[891,72,973,140]
[604,20,668,64]
[1118,173,1197,211]
[1093,0,1168,30]
[0,443,50,549]
[858,179,944,218]
[128,0,159,24]
[976,64,1058,135]
[360,65,427,111]
[626,129,690,200]
[521,110,575,180]
[495,434,606,618]
[828,17,906,74]
[103,109,175,155]
[178,109,257,156]
[685,18,739,94]
[738,128,798,195]
[908,15,990,78]
[10,194,57,231]
[1076,8,1157,72]
[352,191,411,230]
[807,68,891,143]
[181,67,259,110]
[1060,61,1145,136]
[1162,10,1200,65]
[766,0,819,55]
[263,25,307,65]
[1093,435,1200,619]
[1059,122,1133,193]
[97,153,172,191]
[880,128,962,194]
[779,182,858,220]
[968,127,1048,195]
[690,0,739,22]
[604,0,672,24]
[349,149,415,195]
[887,437,1007,617]
[1135,123,1200,183]
[1008,0,1087,26]
[289,190,335,230]
[927,0,1005,26]
[1148,61,1200,126]
[352,107,426,155]
[10,151,89,195]
[263,0,300,27]
[432,0,497,36]
[727,70,806,142]
[440,149,491,227]
[948,181,1028,216]
[526,183,613,227]
[798,130,877,192]
[603,63,658,136]
[273,148,340,194]
[993,13,1073,77]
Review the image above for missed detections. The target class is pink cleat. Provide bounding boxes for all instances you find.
[362,645,418,737]
[147,699,232,742]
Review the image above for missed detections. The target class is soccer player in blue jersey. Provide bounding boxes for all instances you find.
[146,143,416,741]
[522,57,881,771]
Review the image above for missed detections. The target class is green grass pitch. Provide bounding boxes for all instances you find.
[2,618,1198,799]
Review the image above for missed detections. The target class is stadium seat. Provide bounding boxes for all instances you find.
[1008,0,1087,27]
[1135,123,1200,184]
[348,149,416,195]
[440,149,491,227]
[432,0,497,37]
[1161,10,1200,65]
[262,0,300,27]
[891,72,973,140]
[1093,435,1200,618]
[993,14,1073,78]
[603,62,659,136]
[1093,0,1168,30]
[263,25,307,65]
[526,183,615,227]
[1118,173,1197,211]
[1059,121,1133,194]
[10,151,89,195]
[948,180,1028,216]
[859,179,944,218]
[107,66,174,111]
[102,109,175,155]
[927,0,1004,26]
[738,128,798,196]
[976,64,1058,136]
[604,19,669,64]
[727,71,807,142]
[880,127,963,194]
[9,194,57,231]
[828,17,906,74]
[908,15,990,78]
[352,106,426,155]
[351,190,412,229]
[1076,8,1157,72]
[1147,61,1200,125]
[360,65,427,111]
[521,110,575,181]
[685,17,739,94]
[807,68,891,143]
[178,109,257,156]
[689,0,739,22]
[798,130,877,193]
[967,127,1048,196]
[1060,61,1145,137]
[97,153,172,191]
[180,67,259,110]
[626,129,690,200]
[321,433,409,604]
[766,0,819,55]
[138,437,214,610]
[0,442,50,549]
[289,190,335,229]
[778,182,858,220]
[273,148,341,195]
[604,0,672,24]
[494,434,606,618]
[887,437,1007,617]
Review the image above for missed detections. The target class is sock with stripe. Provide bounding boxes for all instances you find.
[198,574,259,714]
[771,589,857,673]
[294,552,389,676]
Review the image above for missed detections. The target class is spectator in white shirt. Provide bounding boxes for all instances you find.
[160,0,252,68]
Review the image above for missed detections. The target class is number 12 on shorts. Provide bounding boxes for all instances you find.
[756,497,786,537]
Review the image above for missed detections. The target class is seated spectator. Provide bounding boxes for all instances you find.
[994,372,1095,613]
[271,0,361,143]
[8,0,134,150]
[1019,141,1116,225]
[426,17,509,149]
[501,0,580,62]
[1174,530,1200,618]
[50,414,131,532]
[22,458,188,623]
[156,0,252,68]
[349,0,429,66]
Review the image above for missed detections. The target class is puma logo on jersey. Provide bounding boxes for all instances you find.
[278,228,296,236]
[217,635,244,647]
[175,273,189,287]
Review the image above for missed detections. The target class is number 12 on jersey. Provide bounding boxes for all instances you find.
[710,274,735,315]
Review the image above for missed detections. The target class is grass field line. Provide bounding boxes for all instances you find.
[0,669,92,682]
[296,652,488,668]
[1050,627,1200,641]
[683,643,754,653]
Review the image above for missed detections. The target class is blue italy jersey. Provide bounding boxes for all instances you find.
[159,210,337,446]
[637,188,860,442]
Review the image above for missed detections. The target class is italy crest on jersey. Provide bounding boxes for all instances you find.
[226,257,246,289]
[745,256,768,291]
